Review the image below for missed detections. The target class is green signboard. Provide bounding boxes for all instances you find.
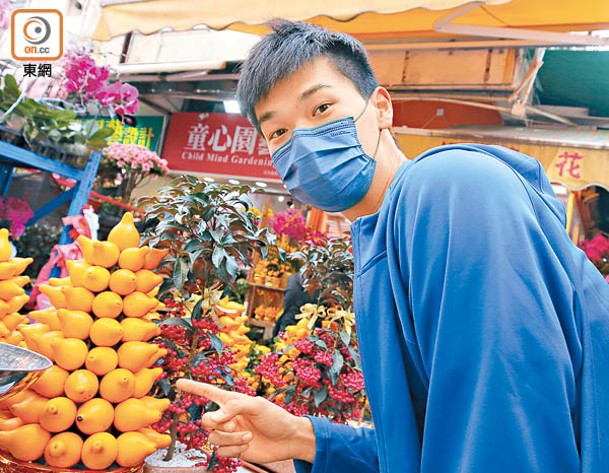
[89,116,164,152]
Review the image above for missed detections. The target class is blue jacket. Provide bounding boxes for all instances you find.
[295,144,609,473]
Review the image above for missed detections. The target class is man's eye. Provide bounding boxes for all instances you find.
[314,104,331,115]
[269,129,287,140]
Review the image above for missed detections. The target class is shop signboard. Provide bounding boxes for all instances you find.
[162,112,279,181]
[90,116,164,152]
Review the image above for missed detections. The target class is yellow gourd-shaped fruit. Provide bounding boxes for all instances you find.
[81,432,118,470]
[1,313,27,332]
[0,322,10,338]
[64,369,99,403]
[118,246,149,272]
[121,318,161,342]
[9,391,48,424]
[7,293,28,313]
[92,291,124,319]
[0,229,11,263]
[100,368,135,403]
[118,341,164,372]
[0,262,15,280]
[0,279,26,299]
[44,431,83,468]
[57,309,94,340]
[113,398,163,432]
[134,269,163,293]
[4,330,23,345]
[133,367,163,398]
[123,291,158,318]
[109,269,137,296]
[86,346,118,376]
[143,247,169,270]
[39,397,77,432]
[116,432,157,468]
[11,275,30,287]
[48,276,71,286]
[29,308,61,331]
[138,428,172,449]
[82,265,111,293]
[31,330,64,360]
[66,260,92,287]
[39,284,67,309]
[76,398,114,435]
[140,396,171,413]
[76,235,97,265]
[9,257,33,276]
[93,241,121,268]
[51,338,88,371]
[32,365,69,398]
[0,389,36,410]
[0,300,10,319]
[0,416,23,431]
[90,318,124,347]
[62,286,95,312]
[0,423,51,461]
[146,286,160,299]
[108,212,141,251]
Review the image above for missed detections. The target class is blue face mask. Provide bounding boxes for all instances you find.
[270,102,379,212]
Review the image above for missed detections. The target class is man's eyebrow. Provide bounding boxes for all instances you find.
[258,83,332,127]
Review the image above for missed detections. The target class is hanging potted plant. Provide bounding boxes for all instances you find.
[138,176,276,473]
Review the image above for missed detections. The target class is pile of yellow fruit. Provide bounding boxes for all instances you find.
[0,228,32,347]
[253,305,282,323]
[0,213,173,470]
[216,297,252,371]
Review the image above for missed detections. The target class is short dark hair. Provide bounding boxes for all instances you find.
[237,19,379,134]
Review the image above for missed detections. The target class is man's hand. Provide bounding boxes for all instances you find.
[176,379,316,463]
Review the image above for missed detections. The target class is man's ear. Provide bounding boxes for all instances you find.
[371,86,393,130]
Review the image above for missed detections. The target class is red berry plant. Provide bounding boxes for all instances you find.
[257,237,368,424]
[139,176,276,472]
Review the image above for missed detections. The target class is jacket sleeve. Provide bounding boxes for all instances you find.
[399,149,581,472]
[293,416,379,473]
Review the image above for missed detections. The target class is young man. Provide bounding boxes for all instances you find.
[178,20,609,472]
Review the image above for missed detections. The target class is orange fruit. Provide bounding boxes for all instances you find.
[0,279,25,298]
[108,212,141,251]
[44,432,83,468]
[81,432,118,470]
[93,241,121,268]
[0,313,27,332]
[64,369,99,403]
[62,286,95,312]
[113,398,163,432]
[31,330,64,361]
[92,291,123,319]
[11,275,30,287]
[0,229,11,263]
[32,365,69,398]
[138,428,171,449]
[134,269,163,293]
[120,318,161,342]
[48,276,71,286]
[39,284,67,309]
[90,318,124,347]
[109,268,137,296]
[77,235,96,265]
[7,293,29,313]
[100,368,135,403]
[0,423,51,461]
[9,391,48,424]
[51,338,88,371]
[9,257,33,277]
[66,260,92,287]
[143,247,169,270]
[29,308,61,331]
[139,396,170,412]
[82,266,111,292]
[116,432,157,468]
[86,346,118,376]
[56,309,94,340]
[133,367,163,398]
[118,341,166,372]
[76,398,114,435]
[118,246,149,272]
[39,397,77,432]
[123,291,158,318]
[0,416,23,431]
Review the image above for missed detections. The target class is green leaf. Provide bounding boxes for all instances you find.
[209,333,223,354]
[314,386,328,407]
[332,350,344,375]
[172,257,189,291]
[159,378,171,396]
[339,329,351,347]
[211,246,227,268]
[161,317,193,329]
[191,297,203,321]
[3,75,20,96]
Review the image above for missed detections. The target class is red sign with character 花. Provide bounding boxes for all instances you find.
[162,112,280,180]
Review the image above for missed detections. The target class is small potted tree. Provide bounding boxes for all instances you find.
[138,175,276,473]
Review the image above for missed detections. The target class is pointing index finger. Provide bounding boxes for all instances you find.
[176,379,235,405]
